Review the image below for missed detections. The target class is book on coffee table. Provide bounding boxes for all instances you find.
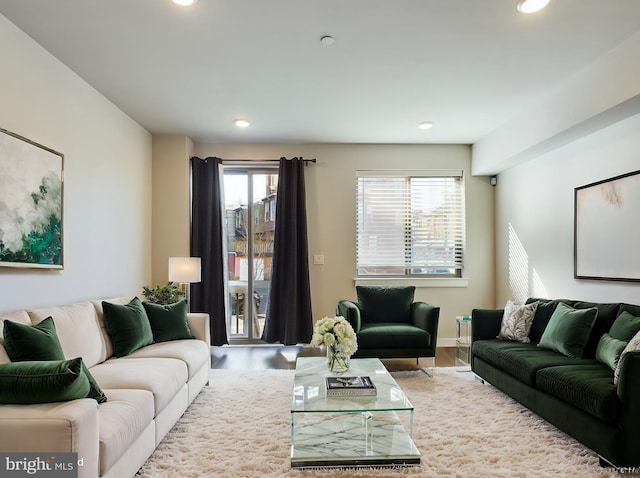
[325,376,377,397]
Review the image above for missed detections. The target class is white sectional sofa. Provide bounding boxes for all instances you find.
[0,297,211,478]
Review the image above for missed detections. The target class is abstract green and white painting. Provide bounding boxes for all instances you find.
[0,129,63,269]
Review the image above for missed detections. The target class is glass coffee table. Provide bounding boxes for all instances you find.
[290,357,421,468]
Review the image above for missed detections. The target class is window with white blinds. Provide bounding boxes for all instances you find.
[356,170,465,277]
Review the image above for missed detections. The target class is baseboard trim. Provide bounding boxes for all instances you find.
[438,338,457,347]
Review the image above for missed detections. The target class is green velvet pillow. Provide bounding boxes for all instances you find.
[102,297,154,357]
[3,317,64,360]
[538,302,597,358]
[0,358,90,404]
[356,286,415,324]
[142,300,194,343]
[595,333,627,370]
[2,317,107,403]
[609,311,640,342]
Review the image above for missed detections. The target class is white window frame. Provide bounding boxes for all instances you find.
[355,170,468,287]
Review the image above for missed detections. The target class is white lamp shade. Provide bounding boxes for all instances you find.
[168,257,202,283]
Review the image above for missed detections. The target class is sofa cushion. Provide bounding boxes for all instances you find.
[571,301,621,358]
[619,303,640,318]
[609,311,640,342]
[0,311,32,364]
[102,298,154,357]
[0,310,31,335]
[0,358,90,404]
[595,333,627,370]
[123,340,209,379]
[142,301,194,343]
[536,364,619,423]
[91,297,133,360]
[89,357,187,414]
[356,286,414,324]
[526,298,571,344]
[471,339,597,386]
[538,303,597,358]
[357,322,430,349]
[27,301,106,369]
[99,389,154,475]
[497,300,538,343]
[2,317,106,403]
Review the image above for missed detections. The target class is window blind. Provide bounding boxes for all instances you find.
[356,171,465,276]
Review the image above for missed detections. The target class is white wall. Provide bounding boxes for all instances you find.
[184,142,495,343]
[495,113,640,306]
[0,14,152,312]
[473,31,640,176]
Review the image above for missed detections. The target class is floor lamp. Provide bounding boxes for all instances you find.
[168,257,201,311]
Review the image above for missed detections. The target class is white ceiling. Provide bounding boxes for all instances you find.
[1,0,640,145]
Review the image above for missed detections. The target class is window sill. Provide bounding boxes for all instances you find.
[354,277,469,288]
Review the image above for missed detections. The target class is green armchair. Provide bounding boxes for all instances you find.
[336,286,440,363]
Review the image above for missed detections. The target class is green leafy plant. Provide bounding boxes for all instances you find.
[142,282,184,305]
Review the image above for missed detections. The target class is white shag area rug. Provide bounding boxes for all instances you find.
[139,368,624,478]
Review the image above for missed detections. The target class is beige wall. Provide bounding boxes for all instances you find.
[152,141,495,344]
[151,135,193,285]
[0,14,152,312]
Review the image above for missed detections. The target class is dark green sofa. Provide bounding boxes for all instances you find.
[471,298,640,468]
[337,286,440,362]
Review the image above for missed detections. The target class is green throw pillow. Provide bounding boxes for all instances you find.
[102,297,154,357]
[595,333,627,370]
[0,358,90,405]
[2,317,107,403]
[142,300,194,343]
[538,302,597,358]
[3,317,64,361]
[609,311,640,342]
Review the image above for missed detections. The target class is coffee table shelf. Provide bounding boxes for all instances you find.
[290,357,420,468]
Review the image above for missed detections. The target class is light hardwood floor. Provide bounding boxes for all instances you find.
[211,345,456,370]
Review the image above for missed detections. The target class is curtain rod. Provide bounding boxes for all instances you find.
[219,158,316,164]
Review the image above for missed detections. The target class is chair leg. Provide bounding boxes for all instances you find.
[421,357,435,377]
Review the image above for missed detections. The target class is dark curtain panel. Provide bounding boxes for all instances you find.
[190,156,228,346]
[262,157,313,345]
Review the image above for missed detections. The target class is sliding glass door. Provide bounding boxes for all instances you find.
[223,167,278,341]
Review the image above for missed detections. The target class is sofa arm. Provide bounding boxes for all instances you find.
[0,399,99,478]
[337,300,361,332]
[616,351,640,463]
[187,313,211,347]
[471,308,504,342]
[411,302,440,348]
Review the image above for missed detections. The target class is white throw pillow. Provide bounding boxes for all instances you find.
[497,300,539,343]
[614,329,640,385]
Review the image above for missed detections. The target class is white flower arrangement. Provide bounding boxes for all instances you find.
[311,316,358,357]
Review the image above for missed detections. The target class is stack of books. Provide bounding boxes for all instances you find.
[325,376,377,397]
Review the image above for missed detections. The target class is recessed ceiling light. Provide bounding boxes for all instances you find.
[516,0,550,14]
[234,119,250,128]
[172,0,197,5]
[320,36,335,45]
[418,122,433,130]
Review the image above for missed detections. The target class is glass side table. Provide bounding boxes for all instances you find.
[455,316,472,371]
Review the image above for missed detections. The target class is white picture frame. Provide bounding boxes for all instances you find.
[574,170,640,282]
